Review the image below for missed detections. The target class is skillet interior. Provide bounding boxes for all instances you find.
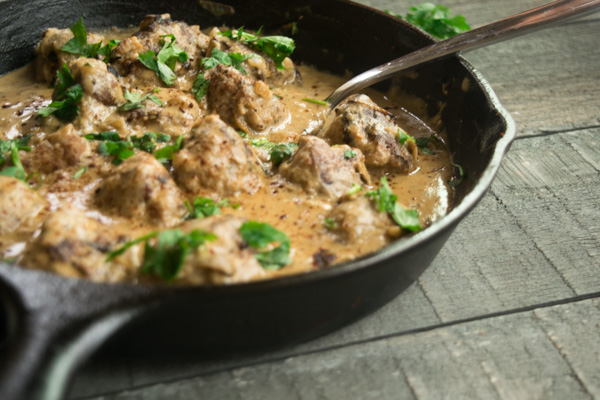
[0,0,513,363]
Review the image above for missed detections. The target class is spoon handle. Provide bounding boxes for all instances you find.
[326,0,600,107]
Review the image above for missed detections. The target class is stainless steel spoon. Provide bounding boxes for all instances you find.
[326,0,600,108]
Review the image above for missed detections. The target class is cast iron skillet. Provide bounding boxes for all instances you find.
[0,0,515,398]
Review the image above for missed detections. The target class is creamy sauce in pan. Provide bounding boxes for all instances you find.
[0,18,454,284]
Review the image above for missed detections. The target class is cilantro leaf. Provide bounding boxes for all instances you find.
[60,18,102,59]
[139,35,188,86]
[386,3,471,40]
[38,64,83,121]
[366,177,421,232]
[239,221,291,270]
[119,90,164,112]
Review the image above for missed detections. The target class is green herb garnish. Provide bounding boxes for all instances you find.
[73,166,87,179]
[38,64,83,121]
[239,221,291,270]
[302,98,329,106]
[347,183,362,195]
[60,18,103,59]
[343,149,356,159]
[249,138,297,166]
[185,197,222,219]
[154,135,183,164]
[366,177,421,232]
[138,34,188,86]
[220,27,295,69]
[0,135,32,165]
[192,72,210,102]
[324,217,337,230]
[386,3,470,40]
[397,129,415,145]
[119,90,164,112]
[130,132,170,154]
[416,136,435,155]
[202,48,257,75]
[85,131,133,164]
[448,162,464,187]
[106,229,217,281]
[0,142,27,181]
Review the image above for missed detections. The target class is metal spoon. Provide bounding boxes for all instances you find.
[326,0,600,108]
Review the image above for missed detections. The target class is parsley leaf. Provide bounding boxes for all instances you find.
[139,34,188,86]
[324,217,337,230]
[73,166,87,179]
[0,142,27,181]
[119,90,164,112]
[239,221,291,270]
[0,135,32,165]
[366,177,421,232]
[192,72,209,102]
[130,132,170,153]
[97,39,120,61]
[85,131,134,164]
[386,3,471,40]
[347,183,362,195]
[220,27,295,69]
[249,138,297,166]
[185,197,222,219]
[201,48,257,75]
[397,129,415,145]
[106,229,217,281]
[416,136,436,155]
[154,135,183,164]
[60,18,102,59]
[343,149,356,159]
[38,64,83,121]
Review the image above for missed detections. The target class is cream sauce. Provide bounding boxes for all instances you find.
[0,23,454,284]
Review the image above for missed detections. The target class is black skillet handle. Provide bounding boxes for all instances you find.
[0,263,151,400]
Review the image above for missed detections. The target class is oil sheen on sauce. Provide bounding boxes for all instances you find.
[0,29,454,284]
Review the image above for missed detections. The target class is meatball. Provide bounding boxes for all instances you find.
[173,114,263,197]
[326,196,394,246]
[279,135,370,200]
[175,215,266,284]
[35,27,104,84]
[124,88,203,139]
[94,152,186,226]
[20,207,132,282]
[207,27,297,86]
[20,124,92,174]
[0,176,47,235]
[320,94,418,173]
[206,64,289,134]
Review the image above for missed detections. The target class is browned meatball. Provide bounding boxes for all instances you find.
[206,64,289,134]
[20,207,133,282]
[35,27,104,84]
[326,196,394,246]
[279,135,370,200]
[123,88,203,139]
[175,215,266,284]
[0,176,47,235]
[173,114,263,197]
[20,124,92,174]
[94,152,186,226]
[207,27,297,86]
[320,94,418,173]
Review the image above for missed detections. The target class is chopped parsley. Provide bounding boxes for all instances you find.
[130,132,170,153]
[0,142,27,181]
[397,129,415,145]
[192,72,209,102]
[324,217,337,230]
[302,98,329,106]
[184,196,239,219]
[220,27,295,69]
[106,229,217,281]
[84,131,133,164]
[347,183,362,195]
[386,3,471,40]
[73,166,87,179]
[60,18,120,61]
[416,136,435,155]
[154,135,183,164]
[239,221,291,270]
[201,48,257,75]
[38,64,83,121]
[119,90,164,112]
[343,149,356,159]
[366,177,421,232]
[249,138,297,166]
[0,135,31,166]
[138,34,188,86]
[449,162,464,187]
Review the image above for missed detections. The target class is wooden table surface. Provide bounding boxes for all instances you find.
[68,0,600,398]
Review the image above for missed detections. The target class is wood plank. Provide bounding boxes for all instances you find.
[81,298,600,400]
